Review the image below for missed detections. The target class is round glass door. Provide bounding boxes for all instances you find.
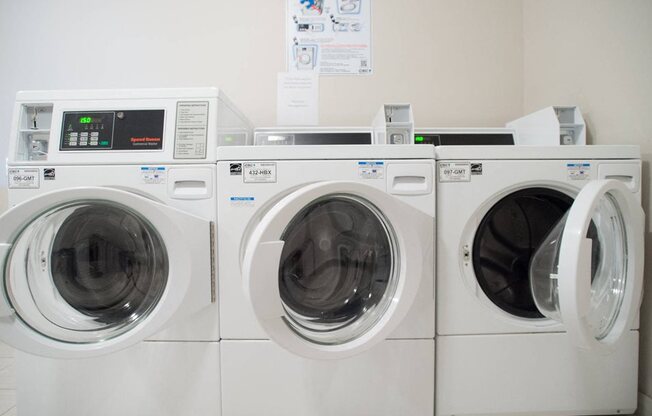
[277,194,399,345]
[5,201,168,344]
[531,191,628,340]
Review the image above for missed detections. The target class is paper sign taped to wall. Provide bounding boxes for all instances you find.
[277,72,319,126]
[287,0,372,75]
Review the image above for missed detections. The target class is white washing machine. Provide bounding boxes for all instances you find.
[217,144,436,415]
[1,88,251,416]
[435,145,644,416]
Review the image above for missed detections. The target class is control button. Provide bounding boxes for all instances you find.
[390,133,405,144]
[69,142,77,146]
[80,142,87,146]
[90,132,99,137]
[80,132,89,137]
[69,132,78,137]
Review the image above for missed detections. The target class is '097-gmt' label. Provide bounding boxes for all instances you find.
[438,162,471,182]
[243,162,277,183]
[8,168,40,189]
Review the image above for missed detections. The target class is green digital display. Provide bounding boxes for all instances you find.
[415,136,424,143]
[79,116,92,124]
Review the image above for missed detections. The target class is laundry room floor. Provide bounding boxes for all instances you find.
[0,344,14,415]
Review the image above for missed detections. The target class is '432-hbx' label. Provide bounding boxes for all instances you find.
[243,162,277,183]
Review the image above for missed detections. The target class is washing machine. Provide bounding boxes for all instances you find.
[217,144,436,415]
[434,145,644,416]
[1,88,251,416]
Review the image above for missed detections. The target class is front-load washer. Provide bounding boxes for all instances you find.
[1,88,252,416]
[434,145,644,416]
[217,144,436,415]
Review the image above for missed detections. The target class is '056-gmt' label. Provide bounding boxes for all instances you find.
[243,162,277,183]
[8,168,40,189]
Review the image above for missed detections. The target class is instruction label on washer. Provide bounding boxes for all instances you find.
[8,168,39,189]
[439,162,471,182]
[358,161,384,179]
[244,162,277,183]
[567,162,591,180]
[174,101,209,159]
[141,166,167,184]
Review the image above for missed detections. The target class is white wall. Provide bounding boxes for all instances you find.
[522,0,652,400]
[0,0,524,184]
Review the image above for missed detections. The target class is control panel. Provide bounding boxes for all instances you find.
[414,132,515,146]
[254,131,372,145]
[60,110,164,151]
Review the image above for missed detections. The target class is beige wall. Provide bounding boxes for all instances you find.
[523,0,652,399]
[0,0,524,184]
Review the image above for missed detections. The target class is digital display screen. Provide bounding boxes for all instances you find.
[61,110,165,151]
[61,112,115,150]
[78,116,103,124]
[414,133,514,146]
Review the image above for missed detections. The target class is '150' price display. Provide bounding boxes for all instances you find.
[243,162,277,183]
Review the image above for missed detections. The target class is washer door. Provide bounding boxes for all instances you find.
[242,181,432,360]
[0,187,213,358]
[530,180,644,352]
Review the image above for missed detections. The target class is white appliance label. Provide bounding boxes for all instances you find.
[244,162,277,183]
[8,168,39,189]
[439,163,471,182]
[141,166,167,184]
[358,161,384,179]
[567,162,590,180]
[174,101,209,159]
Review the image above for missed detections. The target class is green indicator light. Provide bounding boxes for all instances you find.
[415,136,425,143]
[79,117,92,124]
[100,141,109,146]
[225,136,233,142]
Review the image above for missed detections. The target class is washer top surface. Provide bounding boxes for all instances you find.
[436,145,639,160]
[217,144,436,160]
[16,87,225,101]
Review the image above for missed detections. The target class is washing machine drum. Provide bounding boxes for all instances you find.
[6,201,168,343]
[278,195,397,345]
[472,188,599,319]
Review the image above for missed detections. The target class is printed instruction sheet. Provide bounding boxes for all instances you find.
[277,72,319,126]
[287,0,371,75]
